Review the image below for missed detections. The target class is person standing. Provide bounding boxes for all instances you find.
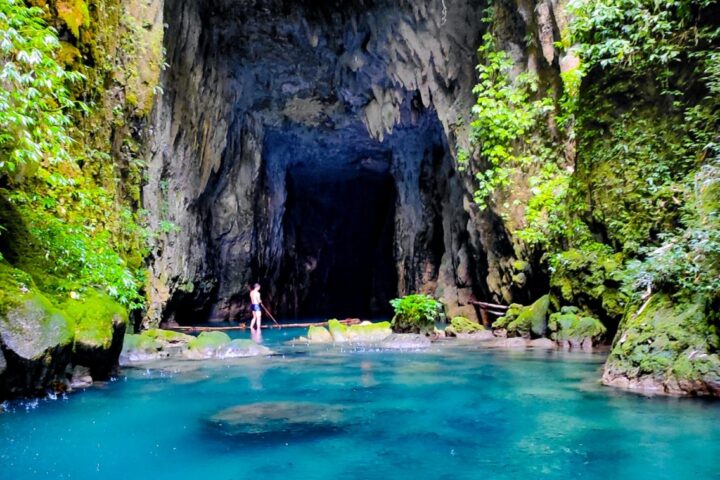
[249,283,263,330]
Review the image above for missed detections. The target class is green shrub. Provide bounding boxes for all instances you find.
[390,294,443,334]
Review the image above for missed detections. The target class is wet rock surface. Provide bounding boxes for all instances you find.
[120,329,273,365]
[380,333,431,350]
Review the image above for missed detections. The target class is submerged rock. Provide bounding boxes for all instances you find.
[205,402,345,439]
[379,333,431,350]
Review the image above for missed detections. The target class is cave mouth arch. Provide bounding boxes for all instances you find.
[151,0,488,325]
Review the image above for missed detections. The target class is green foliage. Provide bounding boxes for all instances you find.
[549,242,626,318]
[0,0,86,174]
[0,1,161,314]
[463,32,555,208]
[623,160,720,301]
[390,294,443,334]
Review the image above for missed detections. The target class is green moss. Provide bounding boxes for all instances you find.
[606,294,720,382]
[122,333,160,353]
[327,319,347,338]
[65,290,127,349]
[187,331,231,351]
[56,0,90,38]
[446,316,485,336]
[494,295,550,338]
[307,325,332,343]
[0,262,34,316]
[142,328,194,343]
[0,287,74,360]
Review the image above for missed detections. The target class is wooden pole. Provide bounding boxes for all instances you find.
[261,304,281,327]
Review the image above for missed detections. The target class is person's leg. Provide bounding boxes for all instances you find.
[257,310,262,329]
[250,310,257,329]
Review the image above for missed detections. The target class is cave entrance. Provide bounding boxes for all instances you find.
[277,156,398,319]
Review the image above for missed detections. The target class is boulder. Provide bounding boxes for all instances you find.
[0,292,74,398]
[327,319,349,342]
[492,296,550,338]
[184,331,232,359]
[445,316,485,337]
[326,320,392,343]
[380,333,431,350]
[65,290,128,380]
[307,326,333,343]
[0,348,5,376]
[120,333,164,363]
[345,321,392,343]
[603,294,720,396]
[549,307,606,350]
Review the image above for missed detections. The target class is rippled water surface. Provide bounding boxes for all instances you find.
[1,328,719,479]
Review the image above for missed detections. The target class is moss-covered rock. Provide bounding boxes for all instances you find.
[120,333,163,363]
[493,295,549,338]
[307,326,333,343]
[327,319,348,342]
[64,290,128,379]
[0,268,74,398]
[445,316,485,336]
[346,321,392,343]
[548,306,606,350]
[65,291,127,350]
[326,320,392,343]
[185,331,232,359]
[603,294,720,396]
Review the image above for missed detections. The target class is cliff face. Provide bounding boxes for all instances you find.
[144,0,539,324]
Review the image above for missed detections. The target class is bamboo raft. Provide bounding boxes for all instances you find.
[168,318,362,333]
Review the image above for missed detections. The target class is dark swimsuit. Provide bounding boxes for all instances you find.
[251,304,261,312]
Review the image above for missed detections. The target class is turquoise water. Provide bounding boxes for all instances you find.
[1,328,719,480]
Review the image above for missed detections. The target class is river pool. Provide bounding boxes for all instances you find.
[1,328,719,479]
